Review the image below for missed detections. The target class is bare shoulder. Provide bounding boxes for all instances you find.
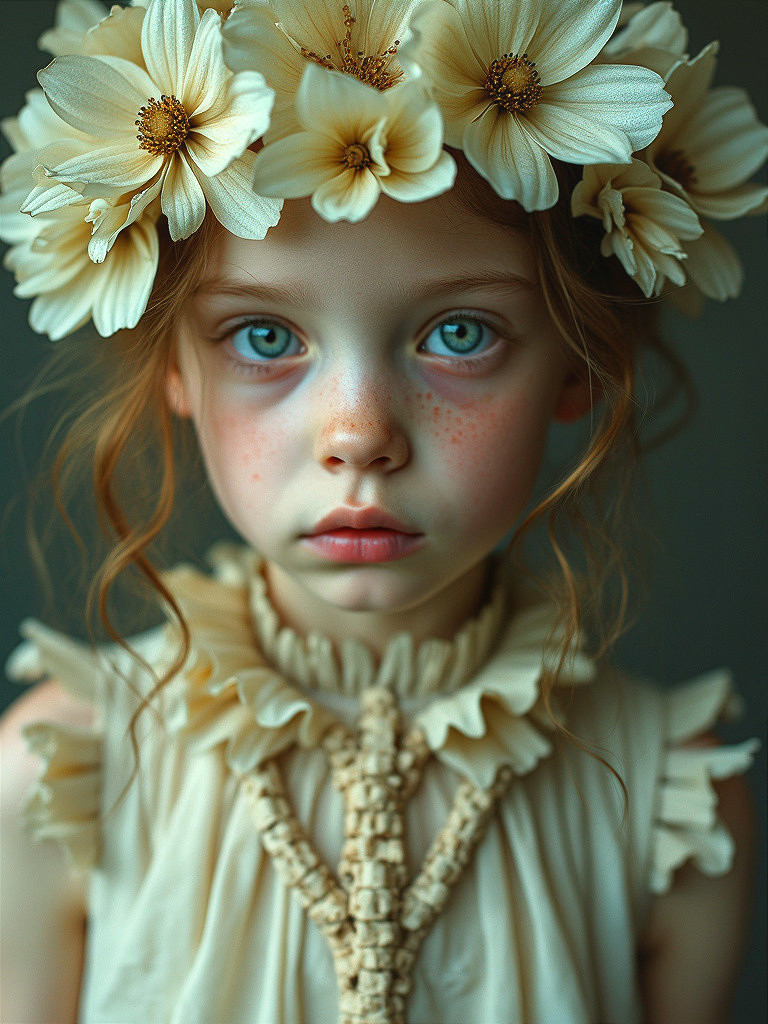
[0,680,92,1024]
[638,732,759,1024]
[0,677,95,900]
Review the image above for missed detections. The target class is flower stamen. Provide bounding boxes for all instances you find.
[484,53,543,115]
[136,95,190,156]
[342,142,372,170]
[300,4,404,91]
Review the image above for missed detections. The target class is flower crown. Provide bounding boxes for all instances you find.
[0,0,766,341]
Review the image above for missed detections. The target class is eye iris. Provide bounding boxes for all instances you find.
[244,323,291,358]
[439,319,483,354]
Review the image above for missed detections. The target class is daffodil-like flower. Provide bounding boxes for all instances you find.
[250,63,456,223]
[0,82,164,340]
[641,42,768,301]
[572,158,703,297]
[29,0,281,246]
[222,0,427,143]
[400,0,672,211]
[0,197,160,341]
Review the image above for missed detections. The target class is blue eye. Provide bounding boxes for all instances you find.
[421,315,496,358]
[230,320,302,360]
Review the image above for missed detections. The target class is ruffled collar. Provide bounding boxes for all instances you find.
[157,542,597,788]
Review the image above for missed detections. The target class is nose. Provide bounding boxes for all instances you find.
[315,381,410,473]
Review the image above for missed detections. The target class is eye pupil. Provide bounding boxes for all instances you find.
[439,318,483,353]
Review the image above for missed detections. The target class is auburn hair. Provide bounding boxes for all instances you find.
[9,149,694,815]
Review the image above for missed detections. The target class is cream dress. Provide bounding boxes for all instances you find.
[5,542,760,1024]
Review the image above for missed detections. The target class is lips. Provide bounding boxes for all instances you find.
[306,506,419,536]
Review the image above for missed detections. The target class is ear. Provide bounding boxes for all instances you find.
[553,368,601,423]
[165,362,192,418]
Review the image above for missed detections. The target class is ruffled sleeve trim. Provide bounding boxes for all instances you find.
[5,618,106,873]
[648,668,761,895]
[18,720,102,871]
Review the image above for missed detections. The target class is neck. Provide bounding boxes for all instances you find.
[261,556,496,660]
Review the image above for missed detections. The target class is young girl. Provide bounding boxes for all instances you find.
[0,1,764,1022]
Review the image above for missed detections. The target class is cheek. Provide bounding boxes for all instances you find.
[419,378,557,517]
[196,401,290,511]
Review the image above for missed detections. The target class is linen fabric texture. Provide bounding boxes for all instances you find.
[5,543,760,1024]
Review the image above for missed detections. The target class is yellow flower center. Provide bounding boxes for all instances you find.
[484,53,543,114]
[136,95,190,156]
[658,148,698,190]
[342,143,372,170]
[300,4,404,91]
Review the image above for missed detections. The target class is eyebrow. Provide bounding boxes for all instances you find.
[193,268,537,306]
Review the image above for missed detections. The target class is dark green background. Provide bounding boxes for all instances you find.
[1,2,766,1020]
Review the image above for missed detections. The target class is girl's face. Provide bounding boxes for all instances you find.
[168,188,592,645]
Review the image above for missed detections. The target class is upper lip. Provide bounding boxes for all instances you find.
[306,507,419,536]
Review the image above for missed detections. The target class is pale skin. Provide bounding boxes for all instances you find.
[0,184,757,1023]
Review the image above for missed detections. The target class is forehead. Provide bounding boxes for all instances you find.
[201,187,536,306]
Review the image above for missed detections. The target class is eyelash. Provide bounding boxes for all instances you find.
[214,312,506,376]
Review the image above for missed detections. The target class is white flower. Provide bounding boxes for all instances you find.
[221,0,427,143]
[571,158,702,297]
[0,198,160,341]
[640,42,768,303]
[31,0,281,245]
[643,42,768,222]
[251,63,456,223]
[397,0,672,212]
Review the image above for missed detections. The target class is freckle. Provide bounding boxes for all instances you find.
[251,471,260,481]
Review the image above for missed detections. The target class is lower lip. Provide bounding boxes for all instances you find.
[301,528,425,563]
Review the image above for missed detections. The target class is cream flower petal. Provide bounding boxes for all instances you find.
[530,0,622,87]
[353,0,423,61]
[602,0,688,59]
[251,134,341,197]
[688,183,768,222]
[220,2,303,141]
[188,71,274,176]
[161,150,207,240]
[38,0,107,56]
[296,64,389,142]
[682,86,768,196]
[45,140,163,191]
[646,41,718,150]
[12,88,92,153]
[628,184,703,241]
[81,5,147,66]
[142,0,199,97]
[0,191,38,244]
[452,0,543,68]
[179,7,229,116]
[312,166,381,223]
[542,62,671,154]
[267,0,355,58]
[463,108,558,210]
[191,151,283,239]
[400,0,486,92]
[682,221,743,301]
[87,171,165,263]
[380,148,456,202]
[91,216,158,335]
[522,100,632,164]
[381,79,446,173]
[37,54,156,137]
[30,283,94,340]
